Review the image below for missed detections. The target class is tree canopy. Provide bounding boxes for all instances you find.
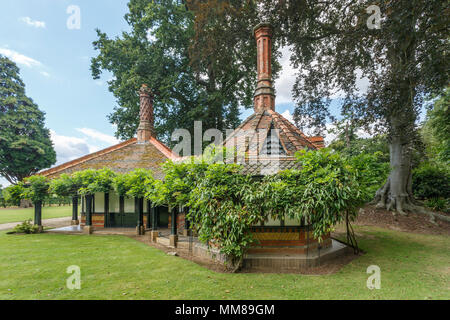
[0,55,56,184]
[91,0,272,144]
[189,0,449,216]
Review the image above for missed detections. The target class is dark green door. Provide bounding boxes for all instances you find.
[106,213,139,228]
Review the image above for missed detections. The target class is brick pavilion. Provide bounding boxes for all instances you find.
[39,23,330,256]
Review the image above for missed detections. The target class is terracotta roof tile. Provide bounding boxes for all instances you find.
[38,137,178,179]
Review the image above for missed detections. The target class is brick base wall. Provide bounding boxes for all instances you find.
[168,213,186,235]
[80,213,105,228]
[248,226,332,254]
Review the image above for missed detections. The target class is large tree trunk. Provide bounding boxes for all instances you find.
[373,135,414,215]
[373,116,450,224]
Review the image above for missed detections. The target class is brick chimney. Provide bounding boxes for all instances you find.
[137,84,155,143]
[253,23,275,113]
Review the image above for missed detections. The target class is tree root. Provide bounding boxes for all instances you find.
[373,178,449,224]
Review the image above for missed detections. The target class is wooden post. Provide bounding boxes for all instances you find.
[169,207,178,247]
[104,193,109,228]
[183,207,190,236]
[153,206,159,230]
[136,197,144,235]
[34,200,43,233]
[146,201,151,229]
[171,207,177,235]
[71,196,79,225]
[150,206,159,242]
[84,194,93,234]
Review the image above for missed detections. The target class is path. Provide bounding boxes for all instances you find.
[0,217,72,231]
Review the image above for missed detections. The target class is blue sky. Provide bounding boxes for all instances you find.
[0,0,132,186]
[0,0,347,187]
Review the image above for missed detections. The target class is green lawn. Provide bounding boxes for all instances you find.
[0,206,72,224]
[0,225,448,300]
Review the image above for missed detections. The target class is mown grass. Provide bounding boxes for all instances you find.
[0,206,72,224]
[0,225,448,300]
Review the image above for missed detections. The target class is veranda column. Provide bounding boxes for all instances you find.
[136,197,145,235]
[84,194,93,234]
[146,200,152,229]
[183,207,190,236]
[169,207,178,247]
[71,196,79,225]
[104,193,109,228]
[150,206,159,242]
[34,200,43,233]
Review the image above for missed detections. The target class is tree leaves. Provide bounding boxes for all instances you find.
[0,56,56,184]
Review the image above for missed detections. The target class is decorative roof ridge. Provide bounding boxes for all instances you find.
[224,113,257,144]
[148,136,179,159]
[267,110,321,150]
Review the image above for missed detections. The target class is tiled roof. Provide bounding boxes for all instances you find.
[239,158,302,175]
[38,137,178,180]
[224,110,321,158]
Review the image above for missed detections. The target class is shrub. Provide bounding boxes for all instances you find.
[152,148,367,269]
[9,220,39,234]
[3,183,24,207]
[0,185,5,208]
[424,198,449,213]
[413,162,450,199]
[347,152,390,201]
[187,163,256,268]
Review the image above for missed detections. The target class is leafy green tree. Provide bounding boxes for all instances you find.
[91,0,255,144]
[0,184,6,207]
[3,183,24,207]
[195,1,448,218]
[421,88,450,164]
[21,175,50,228]
[0,55,56,184]
[273,0,448,217]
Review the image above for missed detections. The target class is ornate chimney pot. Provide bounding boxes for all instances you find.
[137,84,155,143]
[253,22,275,113]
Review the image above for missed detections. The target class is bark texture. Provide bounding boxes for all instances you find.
[374,135,450,224]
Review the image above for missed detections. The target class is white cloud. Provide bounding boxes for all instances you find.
[19,17,46,28]
[281,110,295,124]
[40,71,50,77]
[274,47,371,102]
[280,110,373,146]
[0,47,42,68]
[274,46,296,104]
[76,128,120,145]
[50,130,99,164]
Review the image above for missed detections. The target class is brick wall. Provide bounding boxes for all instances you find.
[80,213,105,228]
[248,226,332,254]
[168,213,186,235]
